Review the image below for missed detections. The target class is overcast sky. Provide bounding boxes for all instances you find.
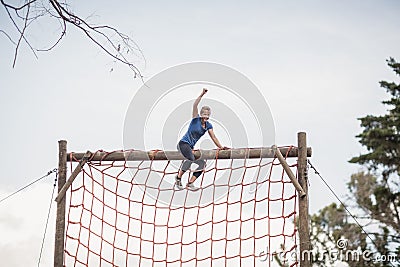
[0,1,399,266]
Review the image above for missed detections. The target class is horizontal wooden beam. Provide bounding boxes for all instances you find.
[67,147,312,162]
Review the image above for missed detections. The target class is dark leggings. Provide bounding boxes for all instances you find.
[177,141,205,178]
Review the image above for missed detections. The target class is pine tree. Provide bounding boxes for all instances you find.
[311,58,400,267]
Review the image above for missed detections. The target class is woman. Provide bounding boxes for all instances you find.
[175,88,228,191]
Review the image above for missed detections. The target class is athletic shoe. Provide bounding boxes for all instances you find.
[175,176,183,190]
[186,182,199,191]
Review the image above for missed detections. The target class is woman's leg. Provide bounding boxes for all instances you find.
[189,159,206,183]
[176,141,204,190]
[177,141,195,178]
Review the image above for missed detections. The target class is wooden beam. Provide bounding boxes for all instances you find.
[298,132,311,267]
[55,151,91,203]
[272,145,306,197]
[67,147,312,162]
[54,140,67,267]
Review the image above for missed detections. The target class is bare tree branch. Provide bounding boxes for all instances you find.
[0,29,17,45]
[2,1,39,60]
[13,2,31,67]
[0,0,37,11]
[1,0,143,77]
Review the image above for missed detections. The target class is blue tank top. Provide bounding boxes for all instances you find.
[180,116,213,148]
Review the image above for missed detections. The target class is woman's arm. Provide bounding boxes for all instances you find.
[192,88,208,118]
[208,129,228,149]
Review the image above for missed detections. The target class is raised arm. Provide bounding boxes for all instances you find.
[192,88,208,118]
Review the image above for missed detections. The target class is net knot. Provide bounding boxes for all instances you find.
[149,149,161,160]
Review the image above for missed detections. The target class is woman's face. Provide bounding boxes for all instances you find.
[200,110,210,121]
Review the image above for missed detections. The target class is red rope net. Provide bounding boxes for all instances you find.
[65,147,299,266]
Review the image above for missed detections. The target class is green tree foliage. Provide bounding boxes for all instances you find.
[350,58,400,177]
[310,202,370,266]
[310,58,400,267]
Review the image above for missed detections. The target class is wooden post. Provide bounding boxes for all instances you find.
[54,140,67,267]
[298,132,311,267]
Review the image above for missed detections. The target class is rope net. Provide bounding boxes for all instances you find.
[65,147,299,266]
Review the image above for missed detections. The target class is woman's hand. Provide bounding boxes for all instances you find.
[193,88,208,118]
